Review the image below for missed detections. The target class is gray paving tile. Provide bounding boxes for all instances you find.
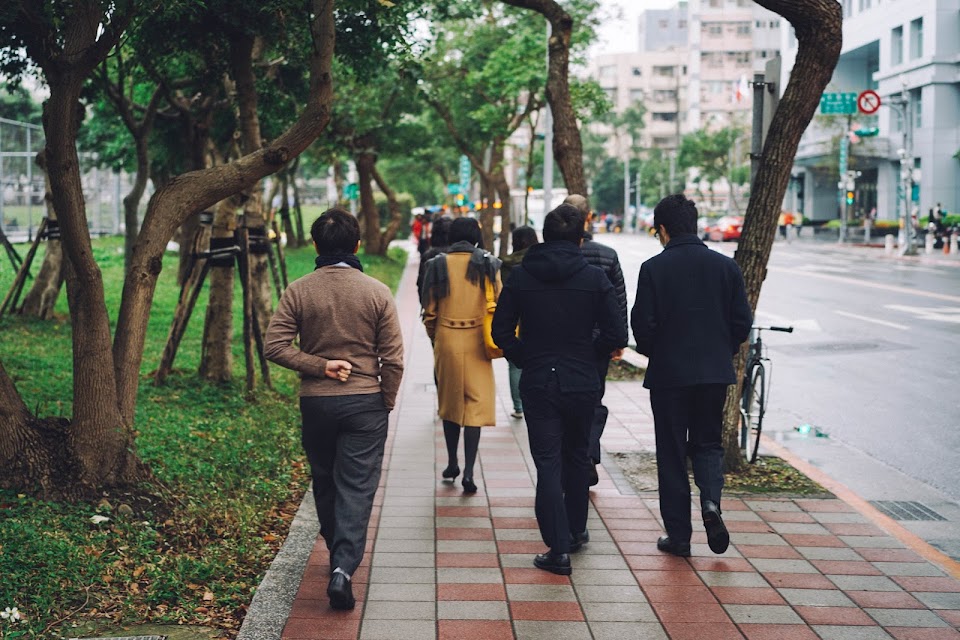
[750,558,819,573]
[577,541,621,554]
[362,600,436,620]
[380,505,436,517]
[588,622,668,640]
[865,607,949,627]
[915,592,960,609]
[746,500,801,512]
[699,571,769,588]
[575,585,648,603]
[494,528,543,541]
[796,546,864,561]
[366,583,436,601]
[375,539,435,553]
[721,510,763,521]
[570,554,630,570]
[435,516,493,528]
[839,536,905,549]
[499,553,532,568]
[570,569,639,586]
[372,552,435,568]
[513,621,592,640]
[437,600,509,620]
[770,522,832,535]
[811,512,868,524]
[359,620,436,640]
[582,601,657,622]
[691,543,743,558]
[369,567,436,584]
[490,507,535,517]
[811,625,893,640]
[436,540,497,553]
[778,588,855,607]
[827,575,902,592]
[730,533,788,546]
[436,567,504,583]
[376,527,436,540]
[871,562,945,577]
[724,604,804,624]
[506,584,577,601]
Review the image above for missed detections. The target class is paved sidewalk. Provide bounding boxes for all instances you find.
[249,253,960,640]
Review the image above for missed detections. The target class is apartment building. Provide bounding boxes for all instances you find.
[781,0,960,221]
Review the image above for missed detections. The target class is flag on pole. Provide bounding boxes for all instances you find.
[735,75,749,103]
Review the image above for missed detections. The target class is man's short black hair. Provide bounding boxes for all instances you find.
[449,216,483,247]
[311,207,361,255]
[653,194,698,236]
[542,204,585,244]
[511,225,538,252]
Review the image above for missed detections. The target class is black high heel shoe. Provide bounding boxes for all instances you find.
[442,464,460,481]
[461,477,477,494]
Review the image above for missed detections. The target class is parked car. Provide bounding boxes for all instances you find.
[701,215,744,242]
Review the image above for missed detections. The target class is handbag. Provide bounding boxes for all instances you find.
[482,277,504,360]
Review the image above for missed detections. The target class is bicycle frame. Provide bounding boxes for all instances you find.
[739,325,793,458]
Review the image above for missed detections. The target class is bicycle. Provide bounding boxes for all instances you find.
[740,325,793,463]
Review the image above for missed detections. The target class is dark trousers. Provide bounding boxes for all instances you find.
[300,393,388,575]
[588,356,611,464]
[522,381,597,553]
[649,384,727,543]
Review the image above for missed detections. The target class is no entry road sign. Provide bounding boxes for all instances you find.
[857,90,881,115]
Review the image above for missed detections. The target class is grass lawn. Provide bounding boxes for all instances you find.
[0,237,406,639]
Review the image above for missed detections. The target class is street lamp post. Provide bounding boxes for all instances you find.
[886,90,917,256]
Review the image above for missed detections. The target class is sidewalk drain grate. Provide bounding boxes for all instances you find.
[870,500,946,521]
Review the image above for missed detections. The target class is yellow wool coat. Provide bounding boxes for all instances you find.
[422,252,501,427]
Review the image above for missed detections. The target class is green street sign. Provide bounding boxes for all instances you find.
[447,183,461,195]
[820,92,857,115]
[345,183,359,200]
[459,155,471,189]
[853,127,879,137]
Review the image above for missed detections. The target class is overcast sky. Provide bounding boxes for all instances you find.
[592,0,678,56]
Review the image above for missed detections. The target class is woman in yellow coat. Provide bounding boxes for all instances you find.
[421,217,501,493]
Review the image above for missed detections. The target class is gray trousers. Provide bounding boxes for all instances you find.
[300,393,388,575]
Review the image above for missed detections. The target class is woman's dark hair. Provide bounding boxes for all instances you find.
[542,204,585,244]
[430,216,453,248]
[653,194,698,236]
[511,225,539,252]
[449,216,483,247]
[311,207,361,255]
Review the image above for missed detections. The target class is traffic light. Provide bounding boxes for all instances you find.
[846,191,855,205]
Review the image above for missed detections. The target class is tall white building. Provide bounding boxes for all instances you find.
[781,0,960,221]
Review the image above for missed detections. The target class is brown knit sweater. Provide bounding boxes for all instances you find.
[264,265,404,409]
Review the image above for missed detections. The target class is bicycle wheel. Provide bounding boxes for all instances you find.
[747,363,766,463]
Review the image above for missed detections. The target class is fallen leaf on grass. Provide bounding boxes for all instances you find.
[203,591,214,602]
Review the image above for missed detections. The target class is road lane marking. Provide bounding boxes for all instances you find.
[834,310,908,330]
[885,304,960,324]
[768,265,960,304]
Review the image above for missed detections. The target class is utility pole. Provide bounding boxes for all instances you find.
[887,90,916,255]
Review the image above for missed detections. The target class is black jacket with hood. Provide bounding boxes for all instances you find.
[491,241,627,393]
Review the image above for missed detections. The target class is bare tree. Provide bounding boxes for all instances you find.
[722,0,842,471]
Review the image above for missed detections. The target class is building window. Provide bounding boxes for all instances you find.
[736,23,751,36]
[653,112,677,122]
[706,23,722,36]
[659,19,669,28]
[737,0,750,6]
[842,0,852,17]
[678,19,687,28]
[911,89,922,128]
[708,0,721,7]
[653,137,674,147]
[910,18,923,59]
[702,53,722,68]
[771,20,780,28]
[755,20,762,28]
[654,65,676,77]
[599,65,616,79]
[631,67,642,76]
[603,87,618,103]
[891,26,903,65]
[629,89,645,102]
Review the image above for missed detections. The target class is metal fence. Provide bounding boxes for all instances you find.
[0,117,138,242]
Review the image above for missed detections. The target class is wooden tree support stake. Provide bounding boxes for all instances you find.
[0,218,47,317]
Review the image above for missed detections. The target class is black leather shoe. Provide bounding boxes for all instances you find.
[656,535,691,557]
[461,477,477,493]
[327,572,355,610]
[702,500,730,554]
[534,550,572,575]
[442,464,460,480]
[569,529,590,553]
[588,464,600,487]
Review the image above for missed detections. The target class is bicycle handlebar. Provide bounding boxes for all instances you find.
[752,325,794,333]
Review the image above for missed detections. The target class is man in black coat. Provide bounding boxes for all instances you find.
[493,204,627,575]
[631,194,753,558]
[564,195,628,486]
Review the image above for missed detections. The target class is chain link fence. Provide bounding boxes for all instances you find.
[1,117,139,243]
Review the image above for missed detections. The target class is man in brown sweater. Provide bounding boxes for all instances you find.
[265,208,404,611]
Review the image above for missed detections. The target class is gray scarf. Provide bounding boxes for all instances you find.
[420,240,501,307]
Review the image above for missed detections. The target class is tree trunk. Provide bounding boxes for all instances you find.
[20,155,64,319]
[478,173,496,252]
[356,146,384,255]
[721,0,842,472]
[199,197,239,382]
[370,163,403,255]
[493,171,512,258]
[112,0,336,423]
[501,0,587,198]
[123,133,150,273]
[289,157,306,247]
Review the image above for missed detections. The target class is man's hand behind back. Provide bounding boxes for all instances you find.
[325,360,353,382]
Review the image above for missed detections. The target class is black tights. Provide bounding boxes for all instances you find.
[443,421,481,479]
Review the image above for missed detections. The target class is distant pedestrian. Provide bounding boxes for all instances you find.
[631,194,752,558]
[416,215,454,301]
[500,225,540,419]
[564,194,628,486]
[264,208,404,610]
[421,217,501,494]
[492,204,627,576]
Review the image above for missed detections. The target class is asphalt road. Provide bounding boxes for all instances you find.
[596,232,960,503]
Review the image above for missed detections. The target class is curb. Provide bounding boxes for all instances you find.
[762,435,960,581]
